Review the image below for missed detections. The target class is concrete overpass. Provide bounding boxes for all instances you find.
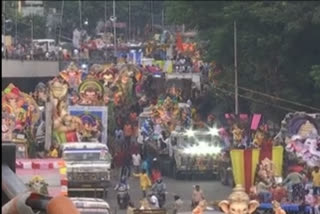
[2,59,59,92]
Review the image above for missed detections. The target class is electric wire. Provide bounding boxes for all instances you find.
[216,80,320,112]
[212,86,300,112]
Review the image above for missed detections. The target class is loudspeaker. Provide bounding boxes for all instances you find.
[2,143,16,173]
[2,143,16,206]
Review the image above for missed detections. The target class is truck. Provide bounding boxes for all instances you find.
[62,142,112,198]
[168,129,221,180]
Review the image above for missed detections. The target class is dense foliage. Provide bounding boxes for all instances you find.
[166,1,320,121]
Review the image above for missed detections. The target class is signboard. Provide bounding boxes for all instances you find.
[68,106,108,145]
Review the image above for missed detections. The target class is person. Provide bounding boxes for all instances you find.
[114,176,130,206]
[151,167,162,184]
[159,131,170,151]
[282,170,305,202]
[127,202,135,214]
[121,153,132,178]
[124,123,133,149]
[312,166,320,196]
[48,144,59,158]
[192,200,207,214]
[271,183,287,203]
[139,198,151,210]
[152,178,166,207]
[141,159,150,176]
[149,193,159,209]
[173,195,183,214]
[115,127,125,148]
[305,189,316,214]
[132,151,142,174]
[192,185,205,208]
[256,180,272,203]
[133,169,152,198]
[314,196,320,214]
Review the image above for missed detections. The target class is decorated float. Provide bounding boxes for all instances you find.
[215,113,284,193]
[274,112,320,168]
[2,61,148,157]
[2,83,40,158]
[169,127,222,179]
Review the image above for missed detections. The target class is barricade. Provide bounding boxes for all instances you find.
[16,159,66,196]
[60,177,68,196]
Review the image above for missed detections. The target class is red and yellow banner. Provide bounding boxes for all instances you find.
[230,146,283,193]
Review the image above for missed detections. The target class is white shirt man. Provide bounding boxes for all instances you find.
[132,153,141,173]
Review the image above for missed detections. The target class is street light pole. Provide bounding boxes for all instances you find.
[113,0,117,57]
[128,0,131,42]
[31,19,34,60]
[150,0,154,32]
[234,21,239,115]
[58,0,64,44]
[79,0,82,29]
[3,0,5,37]
[104,1,107,34]
[15,1,18,43]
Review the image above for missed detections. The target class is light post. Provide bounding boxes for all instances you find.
[31,19,34,60]
[79,0,82,30]
[234,21,238,115]
[111,0,117,57]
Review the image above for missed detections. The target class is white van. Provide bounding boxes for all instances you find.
[32,39,57,53]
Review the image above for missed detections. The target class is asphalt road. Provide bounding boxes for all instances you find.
[17,167,232,214]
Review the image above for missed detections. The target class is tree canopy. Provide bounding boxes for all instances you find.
[166,1,320,121]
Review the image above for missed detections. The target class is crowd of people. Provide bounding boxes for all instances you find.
[252,166,320,214]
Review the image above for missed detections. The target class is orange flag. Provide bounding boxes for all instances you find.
[176,32,184,52]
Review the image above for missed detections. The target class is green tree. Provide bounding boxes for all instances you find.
[166,1,320,121]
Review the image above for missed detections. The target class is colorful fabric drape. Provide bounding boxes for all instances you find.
[230,146,284,193]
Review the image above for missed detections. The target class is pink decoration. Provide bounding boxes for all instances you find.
[251,114,262,130]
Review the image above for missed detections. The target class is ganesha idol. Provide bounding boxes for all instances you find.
[219,185,259,214]
[59,62,83,90]
[2,84,40,139]
[285,120,320,167]
[78,79,104,106]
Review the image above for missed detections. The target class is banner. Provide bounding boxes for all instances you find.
[251,114,262,130]
[230,146,283,193]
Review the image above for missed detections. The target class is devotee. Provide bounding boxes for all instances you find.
[192,185,205,208]
[256,180,272,203]
[192,200,207,214]
[312,166,320,196]
[132,151,142,174]
[173,195,184,214]
[282,170,305,202]
[133,169,152,198]
[271,183,287,203]
[127,202,135,214]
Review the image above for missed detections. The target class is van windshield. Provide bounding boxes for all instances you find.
[63,150,111,162]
